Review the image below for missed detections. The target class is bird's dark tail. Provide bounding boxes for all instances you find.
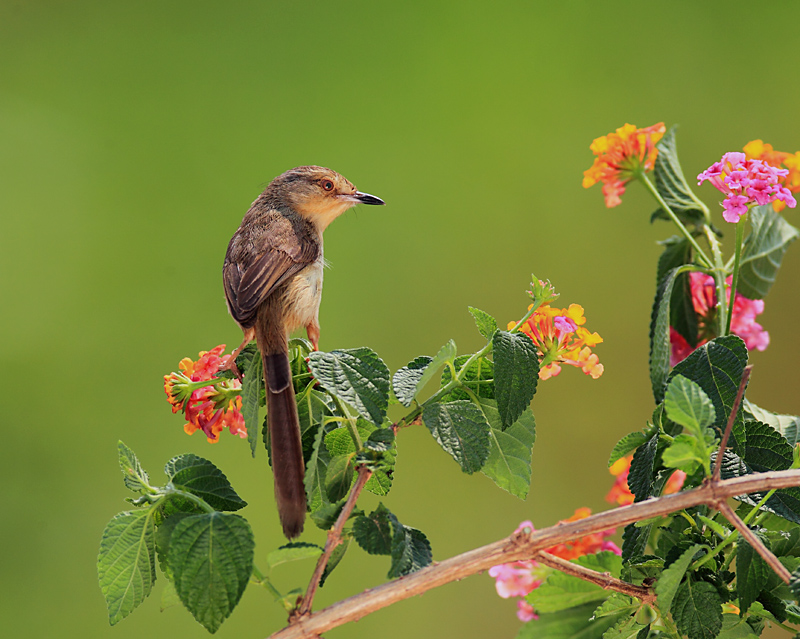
[257,314,306,539]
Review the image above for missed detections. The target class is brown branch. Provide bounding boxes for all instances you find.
[295,465,373,617]
[712,365,752,481]
[534,551,656,606]
[268,468,800,639]
[716,500,791,583]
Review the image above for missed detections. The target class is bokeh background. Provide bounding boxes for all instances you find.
[3,2,800,638]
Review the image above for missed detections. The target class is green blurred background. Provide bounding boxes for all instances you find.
[3,1,800,637]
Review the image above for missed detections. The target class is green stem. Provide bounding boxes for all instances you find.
[162,487,216,513]
[330,394,362,449]
[640,174,713,268]
[703,226,729,338]
[725,217,747,335]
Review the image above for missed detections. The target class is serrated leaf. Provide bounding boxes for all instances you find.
[266,542,323,569]
[468,306,498,339]
[155,513,190,580]
[440,353,495,401]
[623,556,664,585]
[402,341,458,405]
[602,616,648,639]
[118,441,150,492]
[324,421,396,496]
[608,431,650,467]
[651,126,709,227]
[325,454,355,502]
[670,335,748,454]
[655,543,707,614]
[745,420,794,472]
[716,614,759,639]
[168,512,254,633]
[772,527,800,557]
[622,524,651,562]
[297,388,335,465]
[789,566,800,601]
[353,504,394,555]
[744,400,800,447]
[528,552,622,613]
[592,594,638,618]
[650,266,684,403]
[304,409,331,512]
[661,434,705,475]
[737,534,771,614]
[738,204,800,299]
[164,454,246,512]
[517,602,625,639]
[320,536,350,587]
[665,375,716,436]
[388,523,432,578]
[391,355,433,407]
[493,330,539,429]
[627,433,658,502]
[310,499,346,530]
[422,400,491,473]
[97,510,157,625]
[308,347,390,425]
[478,399,536,498]
[657,237,699,348]
[671,580,723,639]
[240,346,262,456]
[160,580,181,611]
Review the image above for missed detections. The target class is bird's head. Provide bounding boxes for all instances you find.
[271,165,384,230]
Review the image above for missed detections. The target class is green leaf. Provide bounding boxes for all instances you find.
[310,499,346,530]
[118,441,150,492]
[308,347,390,425]
[468,306,498,340]
[772,527,800,557]
[789,566,800,601]
[608,431,651,467]
[160,580,181,611]
[422,400,491,473]
[592,594,638,618]
[517,602,625,639]
[664,375,716,436]
[320,536,350,587]
[744,401,800,447]
[98,511,157,625]
[623,556,664,585]
[657,236,699,347]
[661,434,705,475]
[528,552,622,613]
[304,408,332,513]
[391,355,433,407]
[265,542,323,569]
[737,534,771,614]
[737,204,800,299]
[671,580,723,639]
[493,330,539,429]
[440,353,495,401]
[655,543,707,614]
[388,522,432,578]
[649,266,683,403]
[324,421,396,496]
[168,512,254,634]
[353,504,394,555]
[627,433,658,501]
[297,388,335,465]
[325,453,355,502]
[651,126,710,227]
[240,346,263,456]
[670,335,748,454]
[155,513,190,580]
[164,454,246,512]
[602,616,648,639]
[478,399,536,498]
[745,420,794,472]
[715,614,759,639]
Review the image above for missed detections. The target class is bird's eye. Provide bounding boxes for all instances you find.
[321,180,334,192]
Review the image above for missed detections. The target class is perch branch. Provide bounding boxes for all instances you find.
[268,468,800,639]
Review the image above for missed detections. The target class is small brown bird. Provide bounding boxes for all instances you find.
[223,166,384,538]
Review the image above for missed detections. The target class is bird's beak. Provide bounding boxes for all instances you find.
[352,191,385,206]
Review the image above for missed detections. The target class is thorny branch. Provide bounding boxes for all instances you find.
[269,468,800,639]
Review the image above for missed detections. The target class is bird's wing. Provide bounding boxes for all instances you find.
[224,215,319,327]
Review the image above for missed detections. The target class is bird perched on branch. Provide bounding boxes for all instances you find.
[223,166,385,538]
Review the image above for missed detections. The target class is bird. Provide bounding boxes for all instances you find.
[222,166,385,538]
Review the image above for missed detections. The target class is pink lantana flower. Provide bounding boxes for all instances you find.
[517,601,538,622]
[697,152,797,222]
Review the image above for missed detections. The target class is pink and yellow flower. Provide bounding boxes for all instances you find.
[606,455,685,506]
[744,140,800,212]
[583,123,666,207]
[164,345,247,443]
[669,272,769,366]
[511,303,603,379]
[697,151,796,222]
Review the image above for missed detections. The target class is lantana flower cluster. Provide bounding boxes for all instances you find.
[582,122,666,208]
[697,151,797,223]
[163,345,247,443]
[511,303,603,380]
[743,140,800,213]
[489,509,621,622]
[670,272,768,366]
[606,455,685,506]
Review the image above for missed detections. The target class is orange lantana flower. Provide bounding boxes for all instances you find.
[606,454,685,506]
[744,139,800,212]
[583,123,666,207]
[511,303,603,379]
